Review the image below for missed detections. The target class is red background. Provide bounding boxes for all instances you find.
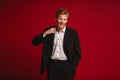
[0,0,120,80]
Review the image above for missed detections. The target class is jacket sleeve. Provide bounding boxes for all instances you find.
[71,31,82,76]
[32,33,45,46]
[32,27,50,46]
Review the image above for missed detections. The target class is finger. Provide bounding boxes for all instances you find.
[52,28,55,33]
[53,28,56,33]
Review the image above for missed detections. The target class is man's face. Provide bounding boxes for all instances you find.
[56,14,68,29]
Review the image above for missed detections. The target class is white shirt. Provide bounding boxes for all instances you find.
[51,26,67,60]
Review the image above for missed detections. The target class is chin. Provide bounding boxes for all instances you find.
[60,26,64,28]
[58,25,65,28]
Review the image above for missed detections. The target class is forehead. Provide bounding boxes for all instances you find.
[58,14,68,18]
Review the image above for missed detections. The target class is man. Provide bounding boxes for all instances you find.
[32,8,81,80]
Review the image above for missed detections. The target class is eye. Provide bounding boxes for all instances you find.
[58,18,62,20]
[64,19,67,20]
[63,19,67,21]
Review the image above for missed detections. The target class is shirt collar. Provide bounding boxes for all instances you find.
[61,26,66,33]
[55,26,66,33]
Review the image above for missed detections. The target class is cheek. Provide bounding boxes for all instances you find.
[57,20,62,23]
[64,20,68,23]
[57,20,61,23]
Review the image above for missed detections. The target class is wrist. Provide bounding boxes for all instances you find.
[43,32,47,37]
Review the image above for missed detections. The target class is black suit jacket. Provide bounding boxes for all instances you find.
[32,26,82,76]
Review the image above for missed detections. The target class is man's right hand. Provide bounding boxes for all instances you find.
[43,28,56,37]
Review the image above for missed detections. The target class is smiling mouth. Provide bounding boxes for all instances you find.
[59,23,64,25]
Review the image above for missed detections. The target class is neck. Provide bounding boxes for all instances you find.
[56,26,65,32]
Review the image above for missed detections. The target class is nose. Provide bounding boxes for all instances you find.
[61,20,64,23]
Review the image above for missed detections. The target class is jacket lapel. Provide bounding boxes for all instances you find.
[63,27,69,48]
[49,26,56,51]
[49,33,54,52]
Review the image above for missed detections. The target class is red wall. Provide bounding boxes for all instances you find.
[0,0,120,80]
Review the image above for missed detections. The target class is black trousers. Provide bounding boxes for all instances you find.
[47,59,73,80]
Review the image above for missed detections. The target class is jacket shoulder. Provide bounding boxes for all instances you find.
[67,27,78,34]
